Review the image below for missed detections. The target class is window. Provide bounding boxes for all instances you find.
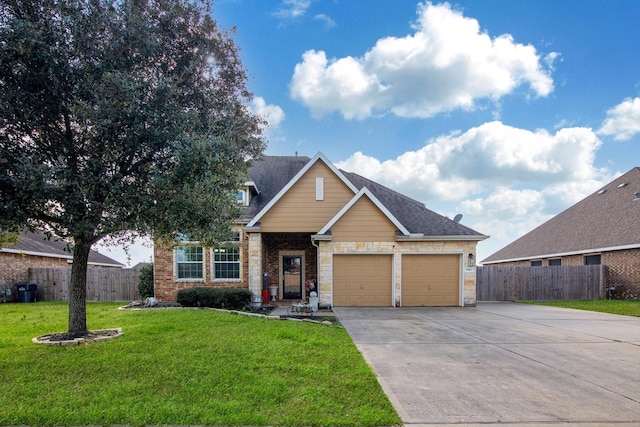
[531,260,542,267]
[213,232,241,280]
[176,246,204,280]
[237,190,246,205]
[584,254,601,265]
[549,258,562,266]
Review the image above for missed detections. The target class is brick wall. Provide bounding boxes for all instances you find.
[153,231,250,302]
[0,252,68,287]
[262,233,317,289]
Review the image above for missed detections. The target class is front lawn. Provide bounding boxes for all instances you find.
[0,302,400,426]
[529,299,640,317]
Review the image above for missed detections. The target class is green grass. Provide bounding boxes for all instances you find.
[527,299,640,317]
[0,302,400,426]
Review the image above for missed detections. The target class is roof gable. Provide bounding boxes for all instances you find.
[318,187,410,237]
[483,167,640,263]
[246,152,358,228]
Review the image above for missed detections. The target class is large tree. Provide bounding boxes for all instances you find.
[0,0,265,337]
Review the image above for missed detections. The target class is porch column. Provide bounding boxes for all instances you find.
[247,232,263,297]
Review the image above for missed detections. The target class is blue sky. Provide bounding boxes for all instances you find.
[100,0,640,265]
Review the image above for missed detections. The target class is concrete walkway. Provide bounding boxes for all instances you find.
[333,302,640,426]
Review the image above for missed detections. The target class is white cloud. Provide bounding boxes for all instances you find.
[290,2,555,119]
[314,13,336,29]
[337,121,602,201]
[250,97,285,131]
[598,97,640,140]
[337,121,609,261]
[273,0,311,20]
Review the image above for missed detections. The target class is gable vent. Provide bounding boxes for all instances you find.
[316,177,324,201]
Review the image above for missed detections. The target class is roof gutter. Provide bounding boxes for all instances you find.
[0,248,123,267]
[396,234,489,242]
[482,242,640,264]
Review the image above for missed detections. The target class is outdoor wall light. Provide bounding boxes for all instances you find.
[468,253,475,267]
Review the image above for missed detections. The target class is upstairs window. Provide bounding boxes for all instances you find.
[237,190,246,205]
[175,246,204,280]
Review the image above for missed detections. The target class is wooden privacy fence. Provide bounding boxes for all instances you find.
[28,268,140,302]
[476,265,606,301]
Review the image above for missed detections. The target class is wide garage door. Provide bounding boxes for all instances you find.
[402,254,460,306]
[333,254,392,306]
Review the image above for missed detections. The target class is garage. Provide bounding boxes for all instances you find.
[401,254,461,306]
[332,254,393,306]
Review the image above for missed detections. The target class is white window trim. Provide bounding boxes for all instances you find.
[211,233,242,282]
[174,245,205,282]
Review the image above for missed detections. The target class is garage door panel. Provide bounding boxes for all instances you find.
[402,254,460,306]
[333,254,392,307]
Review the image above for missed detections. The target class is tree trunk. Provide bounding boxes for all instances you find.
[68,237,91,337]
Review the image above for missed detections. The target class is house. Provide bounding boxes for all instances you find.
[154,152,488,307]
[482,167,640,299]
[0,231,124,287]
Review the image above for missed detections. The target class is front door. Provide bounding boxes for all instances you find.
[282,255,302,299]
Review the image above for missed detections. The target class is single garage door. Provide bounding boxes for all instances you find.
[333,254,392,306]
[402,254,460,306]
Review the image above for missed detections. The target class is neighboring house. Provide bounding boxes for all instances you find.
[0,231,124,287]
[154,152,487,307]
[482,167,640,299]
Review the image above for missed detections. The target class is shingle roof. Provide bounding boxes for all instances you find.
[243,155,486,239]
[482,167,640,263]
[2,231,124,267]
[341,171,485,237]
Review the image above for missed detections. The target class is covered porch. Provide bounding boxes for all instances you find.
[247,232,318,302]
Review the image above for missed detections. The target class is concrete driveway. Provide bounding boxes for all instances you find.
[333,302,640,426]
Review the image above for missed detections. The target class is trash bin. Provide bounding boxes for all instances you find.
[27,284,38,302]
[16,285,30,303]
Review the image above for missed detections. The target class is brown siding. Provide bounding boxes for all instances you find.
[259,161,354,232]
[330,196,397,242]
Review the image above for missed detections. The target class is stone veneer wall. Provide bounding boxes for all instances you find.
[317,240,478,307]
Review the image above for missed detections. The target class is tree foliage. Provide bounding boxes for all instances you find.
[0,0,265,336]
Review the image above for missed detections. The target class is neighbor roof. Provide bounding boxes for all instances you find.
[243,154,486,239]
[483,167,640,264]
[1,231,124,267]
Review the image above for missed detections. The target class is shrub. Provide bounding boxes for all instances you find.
[137,263,154,299]
[176,287,252,310]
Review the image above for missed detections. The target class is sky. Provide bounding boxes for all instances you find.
[99,0,640,266]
